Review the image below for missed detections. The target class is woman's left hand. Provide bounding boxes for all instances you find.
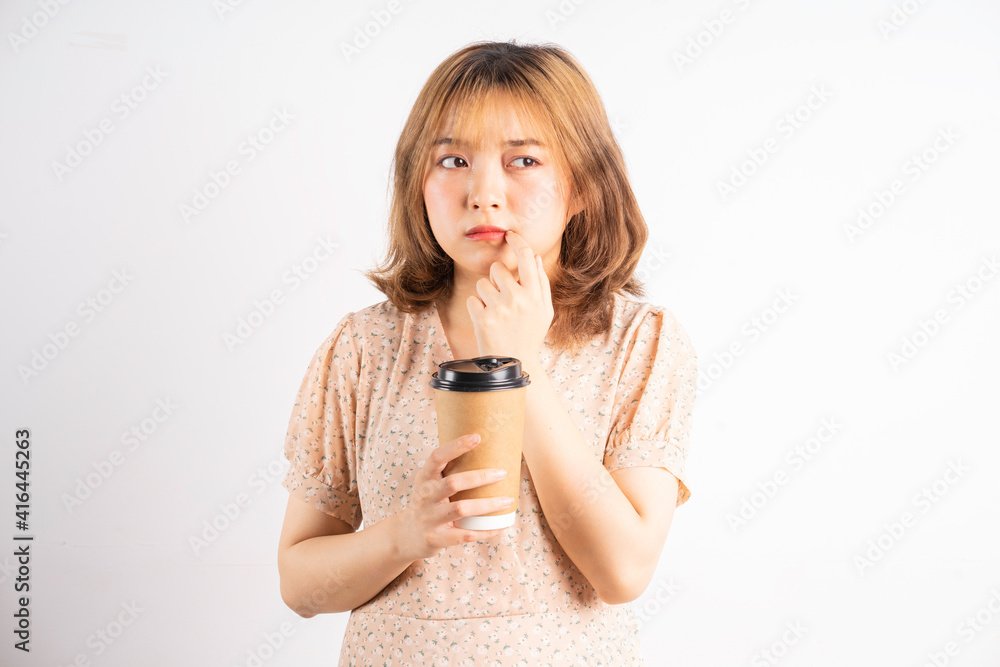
[466,230,553,370]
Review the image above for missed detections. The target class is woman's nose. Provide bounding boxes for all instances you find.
[468,164,505,210]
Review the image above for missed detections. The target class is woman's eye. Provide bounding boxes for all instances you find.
[512,157,538,168]
[440,156,467,168]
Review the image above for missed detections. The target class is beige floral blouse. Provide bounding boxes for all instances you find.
[282,292,697,666]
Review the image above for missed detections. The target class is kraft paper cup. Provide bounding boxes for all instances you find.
[430,356,530,530]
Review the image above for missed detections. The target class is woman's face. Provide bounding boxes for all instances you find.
[423,100,579,286]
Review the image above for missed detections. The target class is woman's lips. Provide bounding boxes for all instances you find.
[466,231,507,241]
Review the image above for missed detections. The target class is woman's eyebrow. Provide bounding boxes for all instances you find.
[432,137,546,148]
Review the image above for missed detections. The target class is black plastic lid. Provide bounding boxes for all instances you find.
[429,356,531,392]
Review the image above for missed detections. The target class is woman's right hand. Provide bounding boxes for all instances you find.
[396,433,515,562]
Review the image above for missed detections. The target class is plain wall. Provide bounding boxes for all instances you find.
[1,0,999,665]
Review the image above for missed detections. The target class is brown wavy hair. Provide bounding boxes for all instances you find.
[363,39,648,355]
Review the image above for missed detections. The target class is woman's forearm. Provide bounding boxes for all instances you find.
[518,362,648,604]
[279,512,414,617]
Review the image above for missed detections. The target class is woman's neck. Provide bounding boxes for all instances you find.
[436,294,474,339]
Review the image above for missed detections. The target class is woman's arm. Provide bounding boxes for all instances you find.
[464,233,689,604]
[278,431,518,616]
[518,363,678,605]
[278,497,414,617]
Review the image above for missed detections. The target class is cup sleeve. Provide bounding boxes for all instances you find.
[281,312,363,530]
[603,307,698,507]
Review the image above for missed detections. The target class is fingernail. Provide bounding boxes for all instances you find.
[490,469,507,480]
[501,496,515,505]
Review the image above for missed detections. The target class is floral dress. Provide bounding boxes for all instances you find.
[282,293,698,666]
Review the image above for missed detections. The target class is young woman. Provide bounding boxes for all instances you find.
[277,39,698,665]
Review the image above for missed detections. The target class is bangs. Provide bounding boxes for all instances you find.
[429,84,559,156]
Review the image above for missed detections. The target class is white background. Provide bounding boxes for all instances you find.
[2,0,999,665]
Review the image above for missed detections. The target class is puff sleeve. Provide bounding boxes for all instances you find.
[281,312,364,530]
[603,307,698,507]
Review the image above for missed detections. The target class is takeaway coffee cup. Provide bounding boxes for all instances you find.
[429,356,530,530]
